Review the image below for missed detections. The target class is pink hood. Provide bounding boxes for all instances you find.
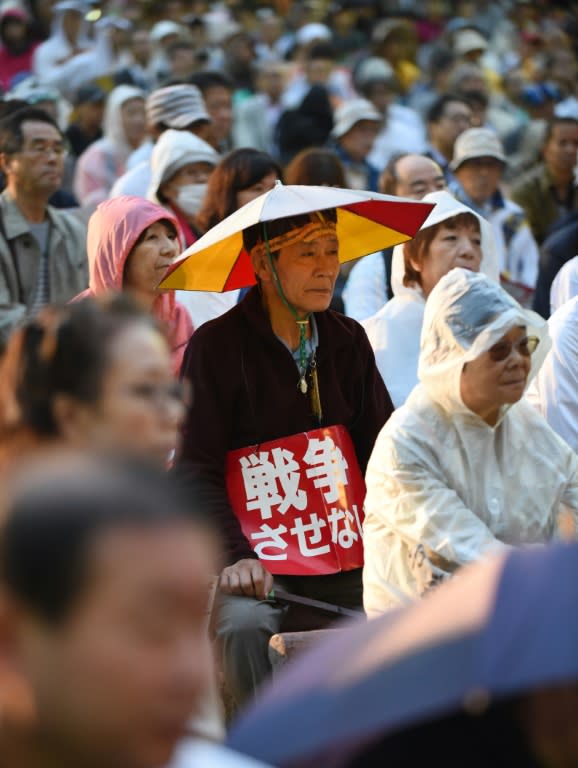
[77,195,193,373]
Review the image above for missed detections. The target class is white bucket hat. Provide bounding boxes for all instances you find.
[450,127,506,172]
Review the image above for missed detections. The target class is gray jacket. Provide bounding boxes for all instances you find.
[0,190,88,345]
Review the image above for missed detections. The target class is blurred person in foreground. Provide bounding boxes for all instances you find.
[363,268,578,616]
[0,452,222,768]
[0,295,184,472]
[0,106,87,347]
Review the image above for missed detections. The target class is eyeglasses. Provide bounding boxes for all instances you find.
[19,140,69,158]
[488,335,540,362]
[124,381,186,405]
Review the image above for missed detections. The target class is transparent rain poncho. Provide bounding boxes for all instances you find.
[363,269,578,616]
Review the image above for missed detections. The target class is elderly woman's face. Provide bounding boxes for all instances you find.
[460,326,534,425]
[413,221,482,297]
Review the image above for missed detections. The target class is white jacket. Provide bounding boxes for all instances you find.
[526,295,578,452]
[363,268,578,616]
[550,255,578,314]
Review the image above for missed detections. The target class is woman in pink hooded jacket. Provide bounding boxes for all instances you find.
[75,195,193,374]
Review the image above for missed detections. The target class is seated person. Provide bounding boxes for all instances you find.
[363,268,578,616]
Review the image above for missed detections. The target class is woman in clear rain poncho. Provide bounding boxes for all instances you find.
[362,189,499,409]
[363,268,578,617]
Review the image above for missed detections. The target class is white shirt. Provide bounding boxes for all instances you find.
[342,251,387,322]
[526,295,578,452]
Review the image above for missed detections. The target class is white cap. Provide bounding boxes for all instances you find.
[331,98,382,138]
[148,129,219,203]
[295,23,332,47]
[150,20,185,42]
[450,127,506,171]
[453,28,488,56]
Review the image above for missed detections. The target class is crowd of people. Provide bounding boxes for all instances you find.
[1,0,578,767]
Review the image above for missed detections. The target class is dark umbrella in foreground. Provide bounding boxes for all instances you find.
[228,543,578,767]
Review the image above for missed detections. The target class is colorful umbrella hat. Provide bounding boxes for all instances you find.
[160,183,435,292]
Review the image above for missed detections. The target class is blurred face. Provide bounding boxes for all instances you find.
[253,229,340,315]
[305,57,333,85]
[16,522,214,768]
[1,120,66,196]
[203,85,233,146]
[460,326,533,425]
[544,123,578,176]
[430,100,472,156]
[393,155,446,199]
[121,98,146,148]
[77,100,105,132]
[339,120,380,163]
[2,17,27,44]
[131,29,151,65]
[411,220,482,297]
[455,156,504,205]
[236,170,278,209]
[124,221,179,298]
[62,9,82,41]
[366,81,397,115]
[80,323,184,464]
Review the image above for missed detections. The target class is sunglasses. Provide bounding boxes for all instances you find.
[488,335,539,362]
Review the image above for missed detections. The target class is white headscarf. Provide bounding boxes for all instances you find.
[390,189,500,299]
[102,84,145,159]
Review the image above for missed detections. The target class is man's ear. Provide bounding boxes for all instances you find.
[249,248,274,284]
[52,394,94,444]
[0,589,36,725]
[0,152,13,176]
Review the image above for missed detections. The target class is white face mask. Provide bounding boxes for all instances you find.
[175,183,208,217]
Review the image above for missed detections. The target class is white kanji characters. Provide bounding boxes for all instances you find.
[251,523,289,560]
[240,447,307,520]
[303,437,349,503]
[290,513,331,557]
[328,505,363,549]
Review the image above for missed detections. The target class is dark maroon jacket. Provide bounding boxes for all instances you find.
[177,286,394,565]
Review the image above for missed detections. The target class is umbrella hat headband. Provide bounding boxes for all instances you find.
[249,219,337,261]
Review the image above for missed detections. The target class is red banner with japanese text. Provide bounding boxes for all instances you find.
[225,425,366,576]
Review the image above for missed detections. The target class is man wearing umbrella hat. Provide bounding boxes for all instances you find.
[169,184,432,708]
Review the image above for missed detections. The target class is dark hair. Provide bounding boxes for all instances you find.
[403,212,480,287]
[284,147,346,187]
[166,38,196,59]
[242,208,338,257]
[195,148,282,234]
[190,70,234,94]
[0,456,202,624]
[0,295,161,438]
[305,42,335,61]
[427,93,471,124]
[0,106,62,154]
[544,115,578,144]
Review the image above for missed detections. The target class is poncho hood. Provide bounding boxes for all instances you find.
[418,268,551,423]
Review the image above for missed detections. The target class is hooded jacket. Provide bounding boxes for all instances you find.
[363,190,499,408]
[74,85,145,209]
[363,268,578,616]
[74,195,193,373]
